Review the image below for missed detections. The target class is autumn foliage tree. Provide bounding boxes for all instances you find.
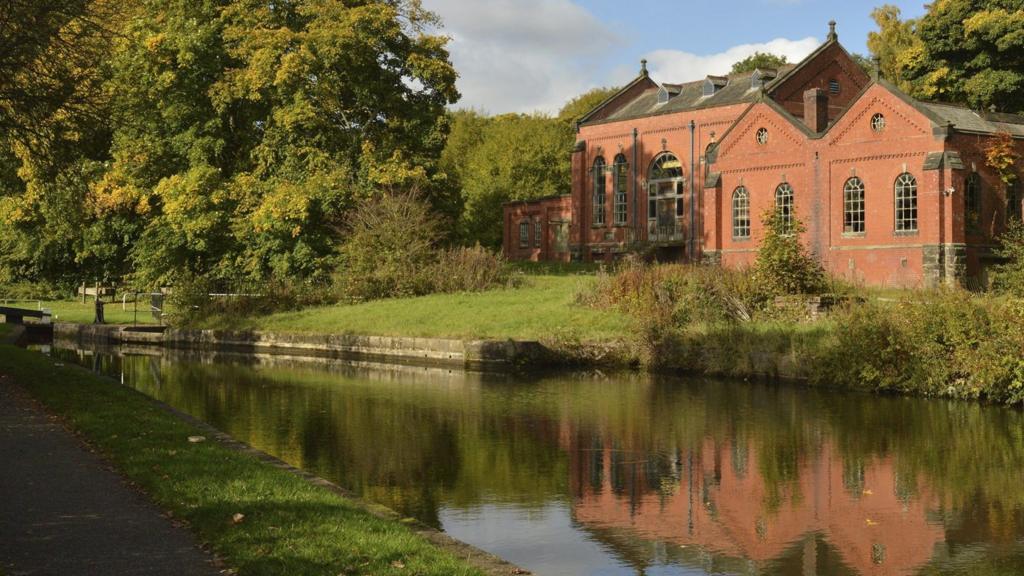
[0,0,460,290]
[868,1,1024,113]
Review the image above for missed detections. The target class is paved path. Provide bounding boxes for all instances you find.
[0,380,222,576]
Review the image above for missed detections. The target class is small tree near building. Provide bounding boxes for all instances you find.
[752,209,827,297]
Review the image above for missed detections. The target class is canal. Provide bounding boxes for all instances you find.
[47,343,1024,576]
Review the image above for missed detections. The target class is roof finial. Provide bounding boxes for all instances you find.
[640,59,648,77]
[872,55,881,81]
[827,20,838,42]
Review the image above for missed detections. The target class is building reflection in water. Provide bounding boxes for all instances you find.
[565,433,944,575]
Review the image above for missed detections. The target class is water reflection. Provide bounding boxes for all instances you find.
[50,344,1024,576]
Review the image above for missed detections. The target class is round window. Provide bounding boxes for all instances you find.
[756,127,769,145]
[871,113,886,132]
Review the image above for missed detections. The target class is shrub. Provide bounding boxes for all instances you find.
[991,218,1024,297]
[752,209,827,298]
[431,245,519,294]
[580,258,764,365]
[336,191,443,300]
[815,290,1024,404]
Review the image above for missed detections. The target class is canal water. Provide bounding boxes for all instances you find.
[46,344,1024,576]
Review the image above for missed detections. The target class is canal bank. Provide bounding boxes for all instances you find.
[54,322,814,382]
[0,344,525,576]
[37,340,1024,576]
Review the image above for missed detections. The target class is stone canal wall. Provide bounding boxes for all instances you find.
[53,323,559,370]
[52,322,813,383]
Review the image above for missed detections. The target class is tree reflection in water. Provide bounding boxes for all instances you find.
[54,345,1024,576]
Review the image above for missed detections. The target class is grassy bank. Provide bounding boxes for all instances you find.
[0,345,486,576]
[0,324,11,340]
[195,275,628,341]
[1,299,158,325]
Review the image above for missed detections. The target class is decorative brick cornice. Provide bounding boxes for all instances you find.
[828,95,928,146]
[831,151,925,165]
[721,111,803,157]
[721,162,806,175]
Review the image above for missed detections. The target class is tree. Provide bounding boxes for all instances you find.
[730,52,789,75]
[456,114,573,247]
[753,209,826,297]
[0,1,119,140]
[867,5,921,92]
[557,86,620,128]
[869,1,1024,113]
[95,0,459,287]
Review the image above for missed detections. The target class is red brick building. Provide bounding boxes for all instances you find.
[503,23,1024,287]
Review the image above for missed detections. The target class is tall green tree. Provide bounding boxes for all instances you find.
[730,52,789,75]
[869,1,1024,113]
[92,0,459,287]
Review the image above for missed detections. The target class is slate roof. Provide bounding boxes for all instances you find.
[598,65,797,123]
[918,102,1024,137]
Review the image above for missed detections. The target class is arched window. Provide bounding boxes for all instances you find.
[613,154,628,225]
[895,173,918,232]
[775,183,794,231]
[965,173,981,232]
[844,177,865,234]
[647,153,685,236]
[732,187,750,239]
[648,153,683,180]
[592,157,606,226]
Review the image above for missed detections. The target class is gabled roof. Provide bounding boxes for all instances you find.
[585,65,796,125]
[576,72,658,126]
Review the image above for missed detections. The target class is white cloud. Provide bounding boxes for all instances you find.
[643,37,821,85]
[422,0,620,115]
[422,0,823,115]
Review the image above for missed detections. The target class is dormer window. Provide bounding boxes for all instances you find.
[751,68,778,90]
[703,76,728,97]
[656,84,682,105]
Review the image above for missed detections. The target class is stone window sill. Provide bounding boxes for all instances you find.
[842,231,866,238]
[894,230,919,237]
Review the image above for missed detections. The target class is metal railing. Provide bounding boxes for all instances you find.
[647,219,685,243]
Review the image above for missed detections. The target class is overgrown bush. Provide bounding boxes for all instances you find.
[991,218,1024,297]
[431,245,520,294]
[335,192,514,301]
[167,273,337,326]
[0,280,68,301]
[336,191,442,300]
[752,209,827,298]
[580,258,763,365]
[815,290,1024,404]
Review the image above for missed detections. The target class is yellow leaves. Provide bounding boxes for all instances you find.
[361,141,428,189]
[985,132,1020,186]
[144,32,166,52]
[88,171,148,217]
[249,181,310,235]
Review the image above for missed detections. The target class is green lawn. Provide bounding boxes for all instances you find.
[0,345,486,576]
[1,299,159,325]
[200,275,628,342]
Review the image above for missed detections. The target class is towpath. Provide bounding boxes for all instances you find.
[0,378,222,576]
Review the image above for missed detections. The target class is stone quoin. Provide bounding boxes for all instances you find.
[502,23,1024,288]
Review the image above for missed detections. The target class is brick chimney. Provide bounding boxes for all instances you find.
[803,88,829,133]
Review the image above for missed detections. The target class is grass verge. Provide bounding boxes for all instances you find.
[0,345,485,576]
[195,275,627,341]
[1,299,158,325]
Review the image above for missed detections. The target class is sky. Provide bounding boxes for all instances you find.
[420,0,929,115]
